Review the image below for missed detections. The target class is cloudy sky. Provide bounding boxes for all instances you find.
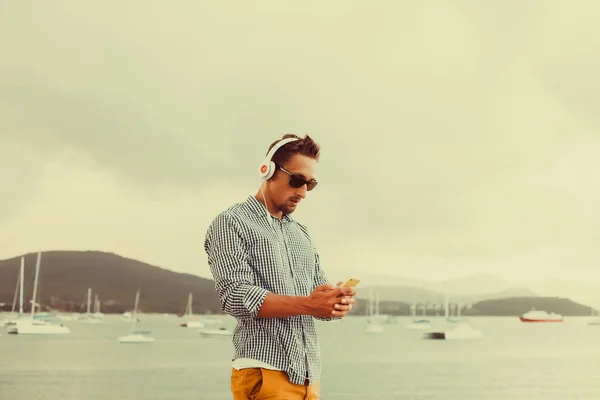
[1,1,599,285]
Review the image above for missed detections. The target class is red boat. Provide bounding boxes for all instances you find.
[519,307,563,322]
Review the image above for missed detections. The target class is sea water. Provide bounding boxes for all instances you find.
[0,314,598,399]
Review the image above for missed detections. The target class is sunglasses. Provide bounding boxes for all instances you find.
[277,165,318,191]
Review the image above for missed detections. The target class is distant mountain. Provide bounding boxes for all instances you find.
[0,251,221,314]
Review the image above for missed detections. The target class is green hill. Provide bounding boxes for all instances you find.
[0,251,220,314]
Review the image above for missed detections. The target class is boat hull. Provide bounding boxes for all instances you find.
[16,323,71,335]
[423,332,446,340]
[519,317,563,322]
[118,334,155,343]
[198,328,233,338]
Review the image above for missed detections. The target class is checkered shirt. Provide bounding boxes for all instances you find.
[204,195,334,385]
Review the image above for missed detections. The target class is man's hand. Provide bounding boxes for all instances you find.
[307,283,356,318]
[333,280,356,316]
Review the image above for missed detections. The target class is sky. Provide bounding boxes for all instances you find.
[1,1,600,285]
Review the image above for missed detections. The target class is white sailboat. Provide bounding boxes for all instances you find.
[198,326,233,338]
[1,257,25,329]
[586,307,600,325]
[365,288,383,333]
[444,296,454,322]
[92,294,104,320]
[79,288,101,323]
[404,289,432,330]
[179,292,205,328]
[422,294,481,340]
[118,289,154,343]
[404,305,433,330]
[10,252,71,335]
[445,297,462,323]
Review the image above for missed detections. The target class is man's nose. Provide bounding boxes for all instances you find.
[296,184,307,198]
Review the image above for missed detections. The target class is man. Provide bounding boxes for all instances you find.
[204,134,357,399]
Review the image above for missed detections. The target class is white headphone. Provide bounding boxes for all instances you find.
[258,137,300,181]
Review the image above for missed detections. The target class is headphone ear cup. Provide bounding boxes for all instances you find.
[258,160,276,180]
[263,161,276,180]
[258,161,269,180]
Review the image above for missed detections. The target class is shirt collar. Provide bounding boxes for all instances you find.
[245,195,294,223]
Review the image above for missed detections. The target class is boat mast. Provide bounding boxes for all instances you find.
[19,257,24,316]
[30,252,41,318]
[131,289,140,332]
[86,288,92,315]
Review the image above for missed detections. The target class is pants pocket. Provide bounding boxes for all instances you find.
[231,368,264,400]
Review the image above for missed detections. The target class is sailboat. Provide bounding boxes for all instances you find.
[444,296,455,323]
[404,304,433,330]
[198,326,233,338]
[9,252,71,335]
[588,307,600,325]
[1,257,25,330]
[78,288,101,323]
[118,289,154,343]
[179,292,205,328]
[448,304,458,323]
[365,288,383,333]
[422,294,482,340]
[404,289,433,330]
[92,294,104,320]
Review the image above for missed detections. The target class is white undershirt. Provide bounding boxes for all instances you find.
[232,358,281,370]
[232,353,309,372]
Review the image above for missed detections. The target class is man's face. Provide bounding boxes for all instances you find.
[267,154,318,215]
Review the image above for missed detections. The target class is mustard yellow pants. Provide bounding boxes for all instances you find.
[231,368,321,400]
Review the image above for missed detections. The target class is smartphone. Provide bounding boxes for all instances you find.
[341,277,360,287]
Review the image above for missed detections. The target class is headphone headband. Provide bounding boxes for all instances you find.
[264,137,299,164]
[258,137,300,180]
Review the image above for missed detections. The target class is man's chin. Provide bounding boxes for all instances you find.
[280,205,297,215]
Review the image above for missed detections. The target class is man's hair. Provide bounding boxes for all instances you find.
[266,134,320,167]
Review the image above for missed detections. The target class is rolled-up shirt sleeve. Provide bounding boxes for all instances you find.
[204,213,269,320]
